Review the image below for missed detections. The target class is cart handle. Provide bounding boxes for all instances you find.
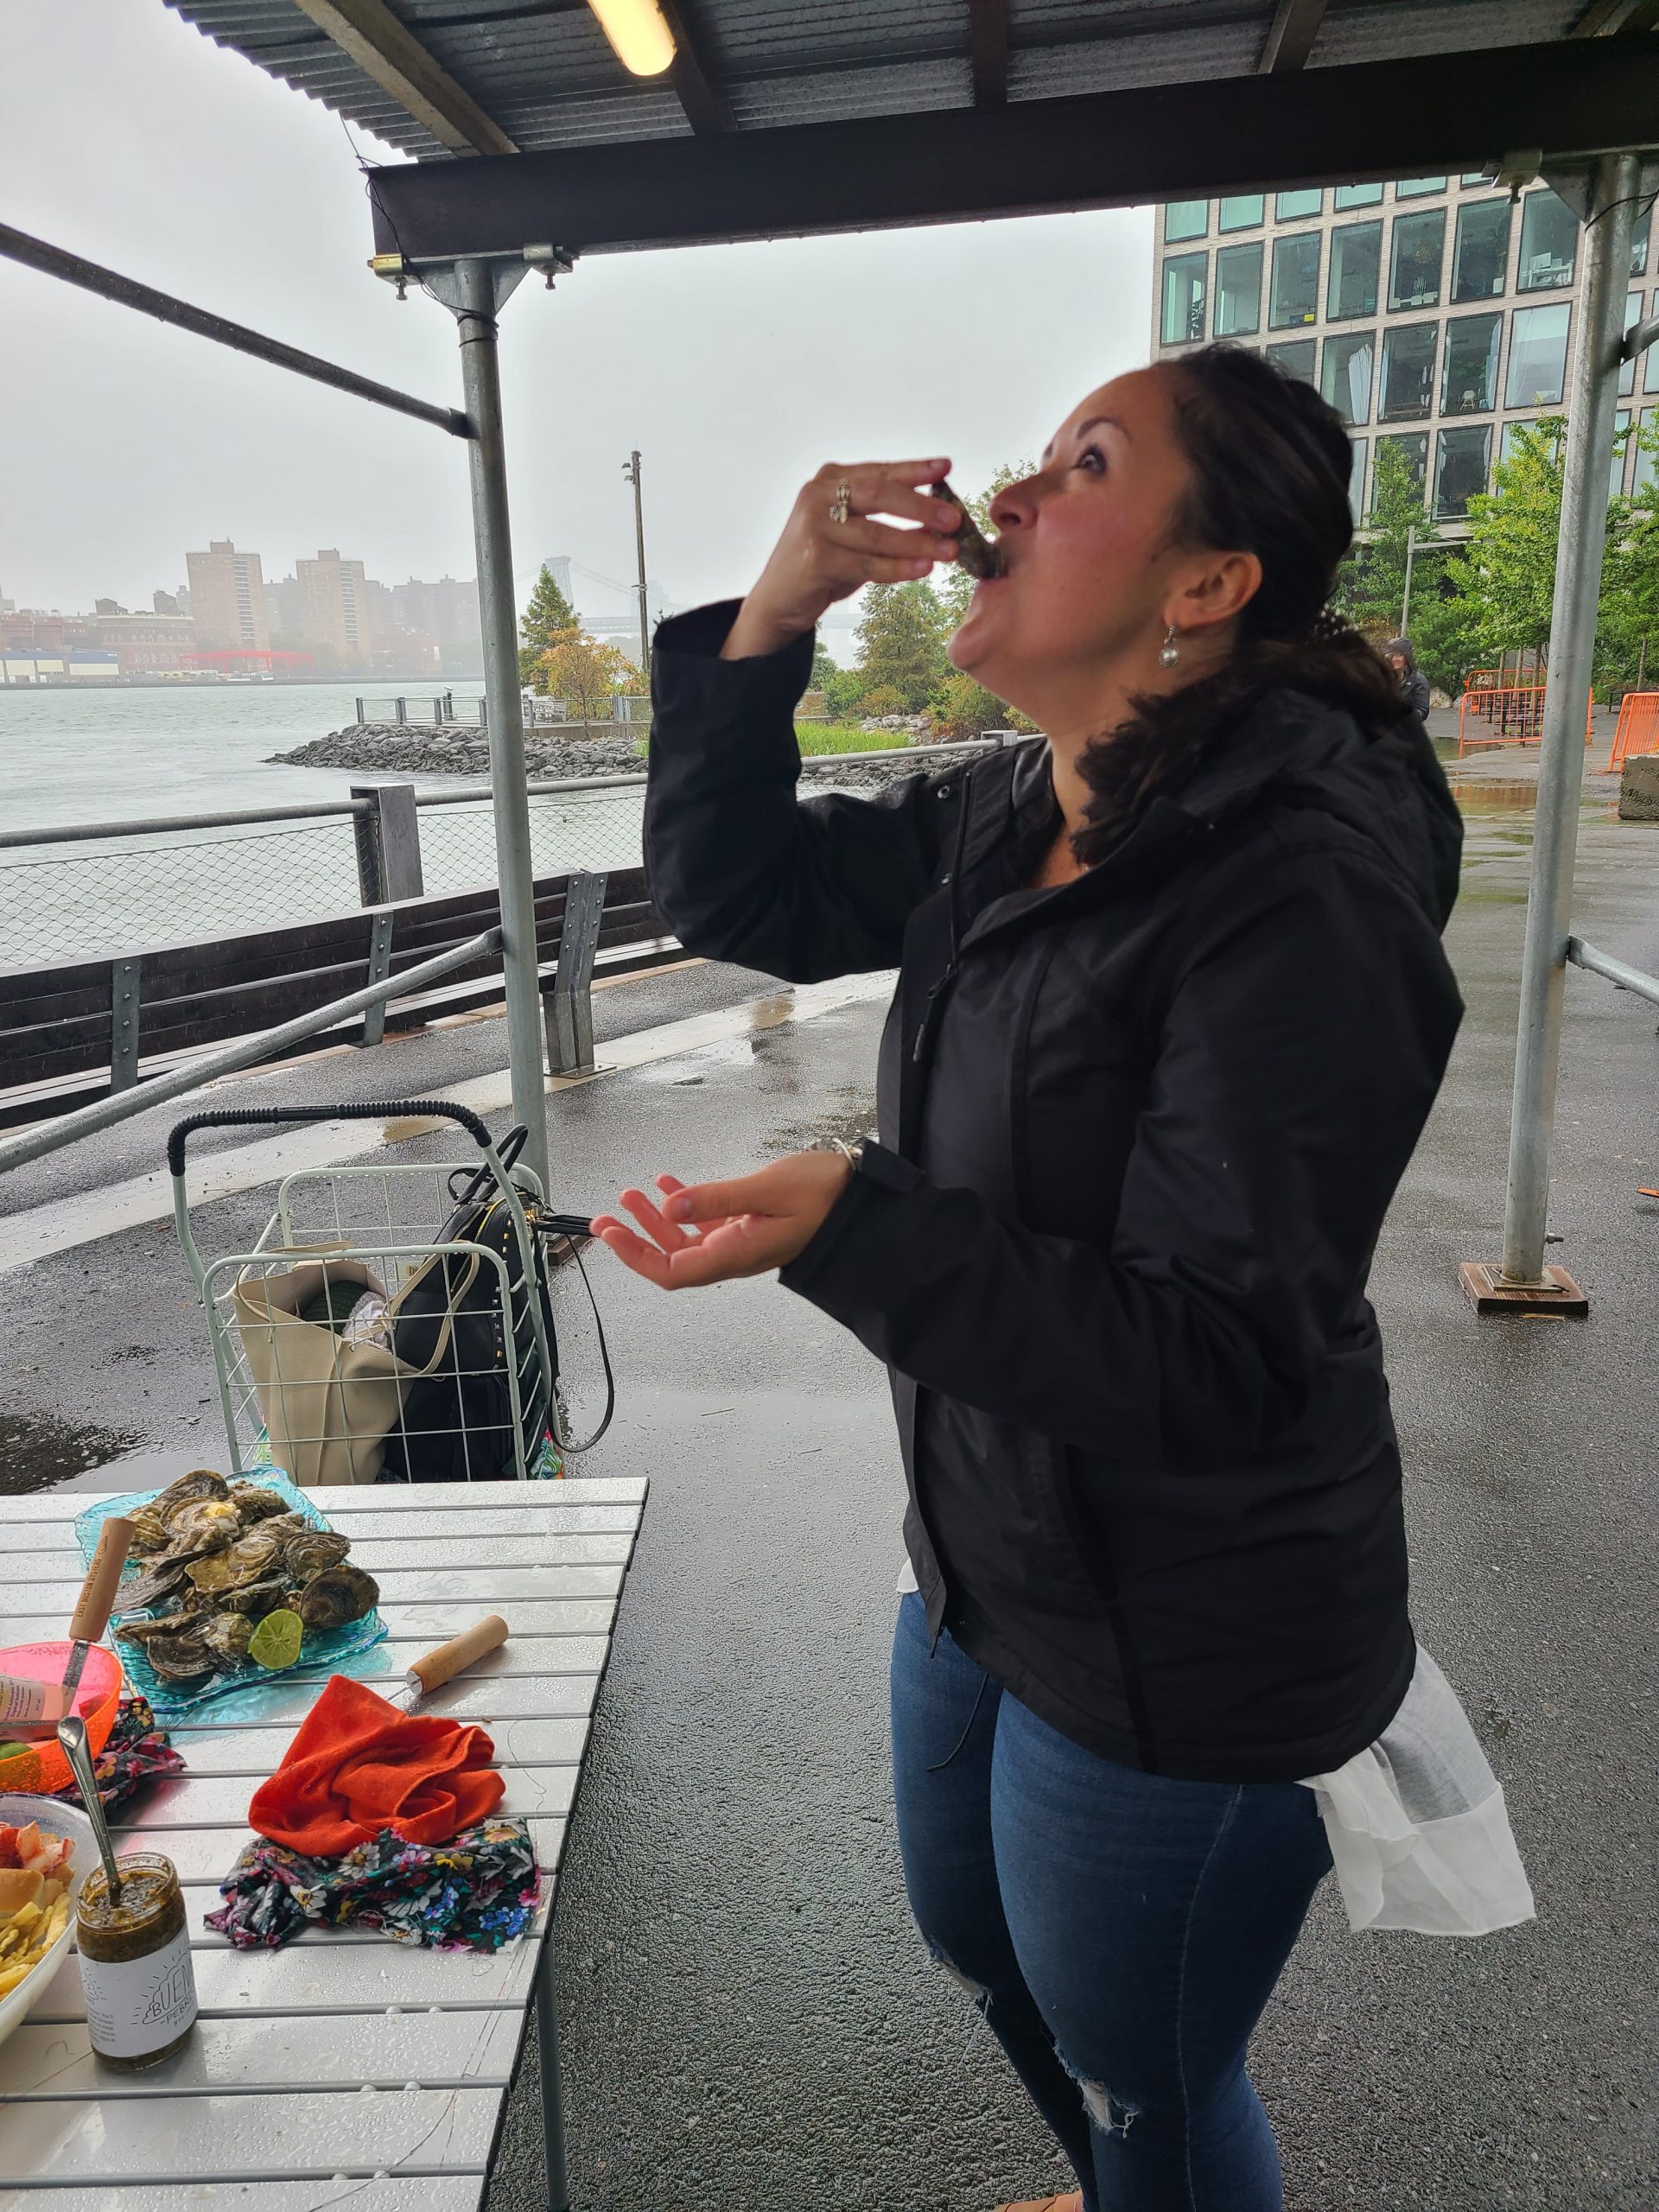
[167,1098,494,1179]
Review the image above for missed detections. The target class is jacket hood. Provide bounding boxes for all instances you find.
[1175,686,1464,931]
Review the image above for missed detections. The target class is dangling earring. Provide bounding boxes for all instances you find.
[1159,623,1180,669]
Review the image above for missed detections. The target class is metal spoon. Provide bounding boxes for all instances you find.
[55,1517,136,1904]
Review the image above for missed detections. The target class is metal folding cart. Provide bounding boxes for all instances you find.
[168,1098,605,1488]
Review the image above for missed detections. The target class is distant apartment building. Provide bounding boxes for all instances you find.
[1151,176,1658,535]
[90,610,199,677]
[186,539,270,653]
[296,548,372,677]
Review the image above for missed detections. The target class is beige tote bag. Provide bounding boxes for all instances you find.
[232,1249,478,1487]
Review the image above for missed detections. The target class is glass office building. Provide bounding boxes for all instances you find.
[1151,177,1656,532]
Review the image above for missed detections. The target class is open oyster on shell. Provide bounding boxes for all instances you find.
[126,1470,231,1554]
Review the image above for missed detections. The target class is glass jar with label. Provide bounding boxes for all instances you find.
[76,1852,198,2069]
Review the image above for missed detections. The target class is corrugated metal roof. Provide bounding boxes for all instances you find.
[162,0,1598,162]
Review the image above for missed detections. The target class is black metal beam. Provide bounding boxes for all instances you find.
[658,0,734,134]
[366,39,1659,263]
[969,0,1009,106]
[1258,0,1327,73]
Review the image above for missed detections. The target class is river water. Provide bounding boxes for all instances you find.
[0,683,647,969]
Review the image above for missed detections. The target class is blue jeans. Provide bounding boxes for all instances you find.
[890,1592,1332,2212]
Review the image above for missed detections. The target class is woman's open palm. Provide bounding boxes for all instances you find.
[591,1153,852,1290]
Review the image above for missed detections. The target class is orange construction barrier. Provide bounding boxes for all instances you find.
[1608,690,1659,771]
[1457,683,1597,756]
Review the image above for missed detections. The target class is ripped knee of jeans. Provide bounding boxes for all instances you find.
[925,1942,992,2010]
[1059,2052,1141,2138]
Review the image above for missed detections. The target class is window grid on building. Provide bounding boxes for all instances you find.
[1150,175,1655,522]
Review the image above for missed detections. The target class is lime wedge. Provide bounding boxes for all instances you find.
[247,1609,303,1672]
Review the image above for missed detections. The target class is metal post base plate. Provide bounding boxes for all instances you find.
[1459,1261,1589,1317]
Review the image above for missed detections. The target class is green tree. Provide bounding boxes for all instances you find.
[1336,437,1443,641]
[1597,419,1659,696]
[820,666,868,719]
[1446,418,1567,668]
[854,580,950,711]
[810,642,840,691]
[518,565,580,690]
[539,633,639,724]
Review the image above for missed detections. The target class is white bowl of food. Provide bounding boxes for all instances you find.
[0,1795,98,2054]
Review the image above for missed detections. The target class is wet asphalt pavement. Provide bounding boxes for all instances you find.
[2,733,1656,2210]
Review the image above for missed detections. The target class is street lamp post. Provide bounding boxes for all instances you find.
[622,449,650,680]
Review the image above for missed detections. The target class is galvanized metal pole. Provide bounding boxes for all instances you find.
[454,257,550,1198]
[625,449,650,677]
[1496,151,1639,1292]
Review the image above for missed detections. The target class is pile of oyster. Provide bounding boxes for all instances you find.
[110,1470,379,1683]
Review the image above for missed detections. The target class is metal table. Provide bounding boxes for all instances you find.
[0,1474,647,2211]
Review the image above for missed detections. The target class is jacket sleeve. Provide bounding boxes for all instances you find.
[779,845,1463,1469]
[644,601,949,984]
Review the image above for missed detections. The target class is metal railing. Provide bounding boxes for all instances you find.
[0,926,501,1174]
[0,739,1003,973]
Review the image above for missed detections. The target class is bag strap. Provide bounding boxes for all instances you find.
[540,1230,615,1455]
[384,1247,485,1380]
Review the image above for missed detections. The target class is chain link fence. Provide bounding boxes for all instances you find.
[417,784,647,893]
[0,817,365,970]
[3,741,998,974]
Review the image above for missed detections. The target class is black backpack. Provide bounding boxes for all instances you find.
[381,1128,612,1483]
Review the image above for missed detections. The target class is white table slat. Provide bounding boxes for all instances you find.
[0,2008,525,2100]
[0,2086,502,2186]
[114,1761,576,1832]
[176,1873,557,1951]
[29,1853,559,2018]
[0,2181,489,2212]
[0,1472,644,2204]
[5,1565,625,1614]
[7,1533,635,1583]
[0,1478,645,1523]
[0,1600,617,1647]
[168,1714,589,1776]
[2,1504,641,1552]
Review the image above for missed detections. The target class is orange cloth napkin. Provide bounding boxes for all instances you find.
[248,1674,505,1857]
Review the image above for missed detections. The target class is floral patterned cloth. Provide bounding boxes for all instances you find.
[54,1694,183,1815]
[206,1815,539,1951]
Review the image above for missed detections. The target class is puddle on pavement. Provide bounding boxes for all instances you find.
[766,1090,879,1155]
[0,1411,145,1497]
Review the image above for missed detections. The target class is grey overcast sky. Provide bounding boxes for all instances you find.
[1,0,1154,646]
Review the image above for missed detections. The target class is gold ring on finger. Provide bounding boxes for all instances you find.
[829,479,852,525]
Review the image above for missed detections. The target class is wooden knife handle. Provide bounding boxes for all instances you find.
[70,1518,136,1644]
[408,1614,508,1694]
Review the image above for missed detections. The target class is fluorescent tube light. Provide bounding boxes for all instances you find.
[586,0,677,77]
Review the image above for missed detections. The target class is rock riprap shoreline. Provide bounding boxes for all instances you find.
[270,720,948,793]
[271,722,646,779]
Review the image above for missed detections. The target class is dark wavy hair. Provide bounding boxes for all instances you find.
[1073,342,1402,866]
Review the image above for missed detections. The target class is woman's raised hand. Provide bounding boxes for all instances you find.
[721,461,963,660]
[590,1154,853,1289]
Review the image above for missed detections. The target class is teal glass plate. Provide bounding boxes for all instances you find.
[74,1473,386,1721]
